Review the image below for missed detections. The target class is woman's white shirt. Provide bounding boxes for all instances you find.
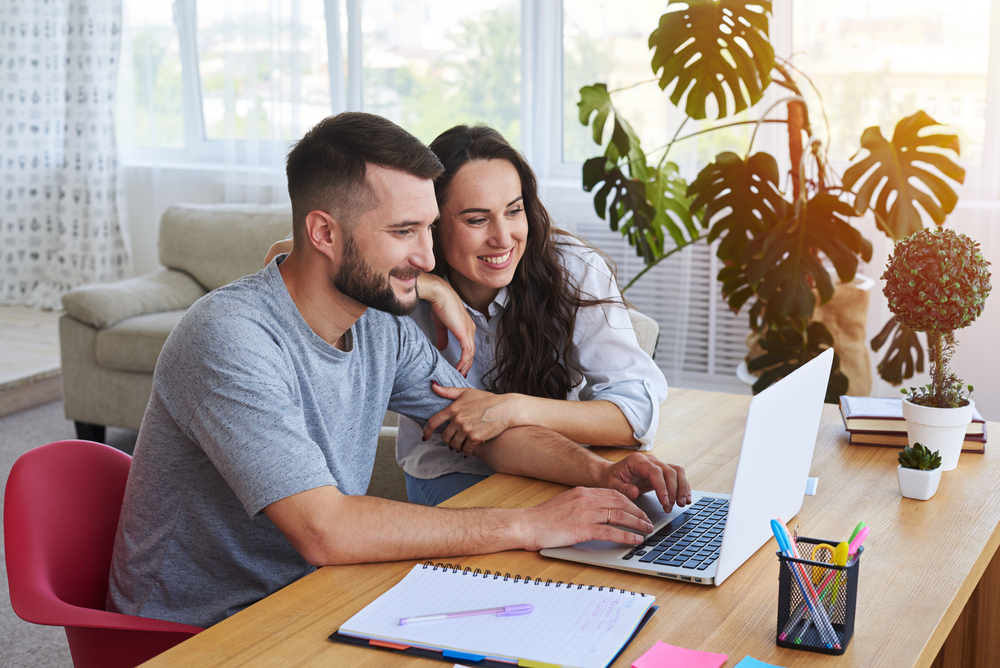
[396,239,669,479]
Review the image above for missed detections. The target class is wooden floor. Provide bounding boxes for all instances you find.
[0,306,62,416]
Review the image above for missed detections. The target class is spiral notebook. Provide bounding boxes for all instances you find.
[330,562,657,668]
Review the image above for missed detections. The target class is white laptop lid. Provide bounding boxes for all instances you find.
[713,347,833,584]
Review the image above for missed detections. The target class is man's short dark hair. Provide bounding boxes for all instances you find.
[285,112,443,244]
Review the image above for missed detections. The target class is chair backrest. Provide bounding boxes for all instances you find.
[158,203,293,291]
[627,308,660,358]
[4,440,201,668]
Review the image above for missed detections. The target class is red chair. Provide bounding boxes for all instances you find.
[4,439,201,668]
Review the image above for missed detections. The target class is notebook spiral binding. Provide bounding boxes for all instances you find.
[422,561,647,596]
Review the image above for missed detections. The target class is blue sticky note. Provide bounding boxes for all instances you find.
[734,656,788,668]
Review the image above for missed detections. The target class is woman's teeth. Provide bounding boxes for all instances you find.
[480,251,511,265]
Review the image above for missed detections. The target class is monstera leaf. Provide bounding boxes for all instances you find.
[742,193,873,325]
[842,111,964,241]
[687,152,785,262]
[583,158,658,261]
[649,0,774,120]
[747,321,849,403]
[584,158,701,265]
[648,162,702,251]
[578,84,648,182]
[870,318,925,385]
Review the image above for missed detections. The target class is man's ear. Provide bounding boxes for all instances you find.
[303,210,343,262]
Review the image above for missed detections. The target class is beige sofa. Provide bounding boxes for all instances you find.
[59,203,659,502]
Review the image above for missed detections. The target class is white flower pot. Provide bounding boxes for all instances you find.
[897,465,942,501]
[902,398,975,472]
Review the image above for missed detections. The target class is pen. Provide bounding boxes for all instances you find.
[399,604,534,625]
[772,520,840,649]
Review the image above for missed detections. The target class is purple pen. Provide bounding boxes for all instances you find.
[399,603,534,625]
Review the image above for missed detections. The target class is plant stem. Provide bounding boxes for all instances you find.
[644,120,787,160]
[622,237,701,292]
[746,95,805,157]
[607,78,659,95]
[656,116,690,170]
[927,332,944,405]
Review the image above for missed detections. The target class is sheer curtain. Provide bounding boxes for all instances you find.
[0,0,130,309]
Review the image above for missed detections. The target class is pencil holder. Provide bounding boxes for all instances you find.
[775,537,862,655]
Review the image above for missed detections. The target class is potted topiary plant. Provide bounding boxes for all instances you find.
[882,227,992,471]
[897,443,942,501]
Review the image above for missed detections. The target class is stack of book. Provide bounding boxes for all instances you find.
[839,396,987,453]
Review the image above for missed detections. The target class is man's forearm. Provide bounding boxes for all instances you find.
[474,425,610,488]
[266,486,531,566]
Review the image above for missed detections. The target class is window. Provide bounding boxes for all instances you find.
[195,0,332,142]
[362,0,521,146]
[791,1,993,167]
[117,2,184,149]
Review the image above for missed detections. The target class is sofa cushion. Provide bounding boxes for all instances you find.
[62,270,206,330]
[159,204,293,291]
[95,310,187,373]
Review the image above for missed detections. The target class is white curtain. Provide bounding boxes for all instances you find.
[0,0,131,309]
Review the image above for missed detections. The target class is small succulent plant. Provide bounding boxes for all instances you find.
[882,227,992,408]
[898,443,942,471]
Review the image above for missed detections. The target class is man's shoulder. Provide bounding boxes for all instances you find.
[159,270,291,379]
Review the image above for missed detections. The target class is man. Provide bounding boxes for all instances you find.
[107,112,690,629]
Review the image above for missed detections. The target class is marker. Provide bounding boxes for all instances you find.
[848,521,866,544]
[399,604,534,625]
[846,526,869,565]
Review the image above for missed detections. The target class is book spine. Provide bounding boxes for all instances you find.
[421,561,649,596]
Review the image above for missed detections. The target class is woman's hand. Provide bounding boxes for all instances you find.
[417,273,476,376]
[423,384,523,454]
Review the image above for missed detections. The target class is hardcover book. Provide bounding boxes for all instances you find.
[839,396,986,436]
[847,430,986,453]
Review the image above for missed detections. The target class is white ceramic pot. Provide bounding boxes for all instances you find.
[897,465,942,501]
[902,398,975,472]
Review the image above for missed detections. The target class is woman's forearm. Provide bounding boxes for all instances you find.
[515,396,639,447]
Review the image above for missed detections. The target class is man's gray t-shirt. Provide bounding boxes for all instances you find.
[107,258,468,628]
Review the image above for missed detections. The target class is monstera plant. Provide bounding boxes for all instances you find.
[578,0,965,400]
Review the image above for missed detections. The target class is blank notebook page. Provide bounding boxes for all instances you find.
[338,563,655,668]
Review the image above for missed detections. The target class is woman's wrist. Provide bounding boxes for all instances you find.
[510,394,546,430]
[416,272,443,301]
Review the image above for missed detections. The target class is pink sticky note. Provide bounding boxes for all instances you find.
[632,641,728,668]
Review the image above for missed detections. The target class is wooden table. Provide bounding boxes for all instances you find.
[140,388,1000,668]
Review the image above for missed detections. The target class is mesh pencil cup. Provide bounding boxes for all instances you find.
[775,537,863,655]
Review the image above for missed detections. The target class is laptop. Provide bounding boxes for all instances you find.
[541,348,834,586]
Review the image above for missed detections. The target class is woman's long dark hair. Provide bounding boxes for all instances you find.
[429,125,616,400]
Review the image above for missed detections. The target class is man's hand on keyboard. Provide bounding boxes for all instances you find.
[520,487,652,551]
[599,453,691,511]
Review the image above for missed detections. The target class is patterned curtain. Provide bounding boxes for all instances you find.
[0,0,130,309]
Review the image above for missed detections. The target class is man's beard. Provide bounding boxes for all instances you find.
[332,232,420,316]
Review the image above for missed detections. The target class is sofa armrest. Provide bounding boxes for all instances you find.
[61,269,207,329]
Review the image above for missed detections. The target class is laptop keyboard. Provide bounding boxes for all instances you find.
[621,497,729,571]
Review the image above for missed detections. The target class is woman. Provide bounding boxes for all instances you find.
[397,125,669,506]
